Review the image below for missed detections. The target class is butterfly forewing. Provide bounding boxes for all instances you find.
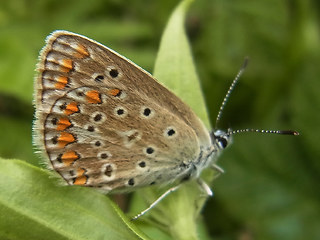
[34,31,211,192]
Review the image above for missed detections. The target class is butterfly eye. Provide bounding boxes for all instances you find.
[217,136,228,149]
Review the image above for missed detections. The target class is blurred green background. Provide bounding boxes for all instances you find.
[0,0,319,239]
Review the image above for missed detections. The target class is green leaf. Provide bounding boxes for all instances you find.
[153,0,210,128]
[0,159,150,240]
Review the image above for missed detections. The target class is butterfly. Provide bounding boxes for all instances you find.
[33,30,298,218]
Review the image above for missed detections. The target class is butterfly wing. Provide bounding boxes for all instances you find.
[34,31,211,192]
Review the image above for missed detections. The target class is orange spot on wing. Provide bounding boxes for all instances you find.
[86,90,102,104]
[64,102,79,115]
[108,88,121,97]
[55,76,68,89]
[57,117,72,131]
[74,176,87,185]
[74,168,87,185]
[58,132,76,148]
[60,59,73,72]
[74,44,89,58]
[61,151,79,166]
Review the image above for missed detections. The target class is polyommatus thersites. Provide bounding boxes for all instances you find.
[33,31,298,218]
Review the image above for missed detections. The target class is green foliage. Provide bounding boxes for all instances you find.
[0,0,319,239]
[0,159,149,240]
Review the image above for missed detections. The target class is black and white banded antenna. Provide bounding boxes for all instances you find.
[215,57,248,129]
[226,128,299,136]
[215,57,299,136]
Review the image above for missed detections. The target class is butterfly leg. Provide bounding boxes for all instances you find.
[197,178,213,196]
[196,164,225,198]
[211,163,224,174]
[132,185,180,220]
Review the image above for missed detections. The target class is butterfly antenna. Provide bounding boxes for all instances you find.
[215,57,249,129]
[227,128,299,136]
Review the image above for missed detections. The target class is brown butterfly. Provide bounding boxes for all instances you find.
[33,31,298,218]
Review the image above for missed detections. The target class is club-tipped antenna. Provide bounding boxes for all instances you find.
[215,57,249,129]
[226,128,299,136]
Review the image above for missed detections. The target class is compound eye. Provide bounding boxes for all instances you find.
[218,137,228,148]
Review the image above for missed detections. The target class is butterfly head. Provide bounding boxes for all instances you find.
[211,129,232,151]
